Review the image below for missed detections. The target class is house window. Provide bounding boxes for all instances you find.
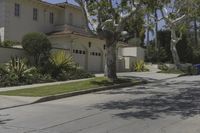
[49,12,54,24]
[14,3,20,17]
[33,8,38,21]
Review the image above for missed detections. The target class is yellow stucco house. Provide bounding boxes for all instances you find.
[0,0,144,73]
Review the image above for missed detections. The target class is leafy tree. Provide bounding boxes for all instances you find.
[159,0,196,67]
[75,0,150,81]
[22,32,52,66]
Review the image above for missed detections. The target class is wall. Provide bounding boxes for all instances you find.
[64,6,86,28]
[119,47,145,60]
[4,0,64,41]
[49,35,105,72]
[0,0,6,42]
[0,47,26,63]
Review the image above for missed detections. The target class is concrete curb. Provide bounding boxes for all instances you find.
[33,80,148,103]
[0,80,147,110]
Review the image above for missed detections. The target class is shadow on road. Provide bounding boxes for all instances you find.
[92,80,200,120]
[0,114,12,125]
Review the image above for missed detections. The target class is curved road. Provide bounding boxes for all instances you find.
[0,73,200,133]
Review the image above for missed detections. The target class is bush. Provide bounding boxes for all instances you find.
[3,57,31,78]
[22,32,52,66]
[133,60,149,72]
[0,40,20,47]
[145,45,170,63]
[49,50,75,77]
[0,57,53,87]
[158,63,198,75]
[46,50,94,80]
[56,68,94,81]
[158,64,169,71]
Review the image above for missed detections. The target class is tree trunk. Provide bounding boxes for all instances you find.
[170,30,181,67]
[170,41,180,67]
[154,9,158,50]
[194,17,198,47]
[104,39,117,81]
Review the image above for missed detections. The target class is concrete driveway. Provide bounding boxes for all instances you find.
[0,74,200,133]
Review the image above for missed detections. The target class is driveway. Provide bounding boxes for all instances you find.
[0,75,200,133]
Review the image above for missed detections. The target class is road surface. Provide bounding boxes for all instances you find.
[0,75,200,133]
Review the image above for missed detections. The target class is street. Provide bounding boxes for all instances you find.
[0,74,200,133]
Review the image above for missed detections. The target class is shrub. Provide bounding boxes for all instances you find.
[145,45,170,63]
[158,64,169,71]
[0,40,20,47]
[46,50,94,80]
[3,57,32,78]
[133,60,149,72]
[56,68,94,81]
[22,32,52,66]
[0,57,54,87]
[158,63,198,75]
[48,50,75,78]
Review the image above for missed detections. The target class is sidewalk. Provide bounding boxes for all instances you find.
[0,78,93,92]
[0,72,179,110]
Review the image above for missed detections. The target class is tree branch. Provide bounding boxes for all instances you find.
[75,0,98,35]
[172,15,186,24]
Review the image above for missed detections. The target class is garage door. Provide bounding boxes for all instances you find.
[72,48,87,70]
[88,50,103,73]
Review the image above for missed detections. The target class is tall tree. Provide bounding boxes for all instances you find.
[159,0,195,67]
[75,0,145,81]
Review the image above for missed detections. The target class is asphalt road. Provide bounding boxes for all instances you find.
[1,75,200,133]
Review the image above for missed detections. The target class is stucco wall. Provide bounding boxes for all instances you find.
[0,0,6,42]
[64,6,86,28]
[119,47,145,60]
[0,28,5,42]
[4,0,64,41]
[49,35,105,72]
[0,47,26,63]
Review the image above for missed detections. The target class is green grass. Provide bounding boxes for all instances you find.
[158,69,185,74]
[0,77,137,97]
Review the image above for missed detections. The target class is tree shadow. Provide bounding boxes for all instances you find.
[0,114,12,125]
[92,80,200,120]
[90,78,132,86]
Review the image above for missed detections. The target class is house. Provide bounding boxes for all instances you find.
[0,0,144,73]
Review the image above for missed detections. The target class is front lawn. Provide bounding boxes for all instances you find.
[0,77,138,97]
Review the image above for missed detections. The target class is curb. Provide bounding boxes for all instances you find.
[0,80,147,110]
[33,80,148,103]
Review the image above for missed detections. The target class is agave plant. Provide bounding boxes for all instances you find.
[5,56,32,78]
[49,50,75,76]
[133,60,149,72]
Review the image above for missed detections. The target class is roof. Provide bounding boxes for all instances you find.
[47,26,129,46]
[36,0,62,8]
[36,0,81,10]
[55,2,82,10]
[47,30,95,38]
[47,25,96,39]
